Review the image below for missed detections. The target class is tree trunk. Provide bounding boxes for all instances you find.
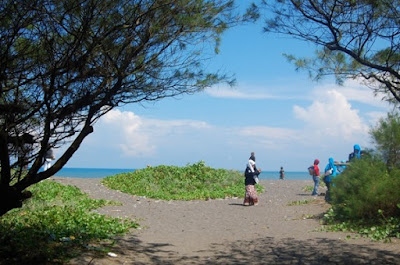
[0,186,31,216]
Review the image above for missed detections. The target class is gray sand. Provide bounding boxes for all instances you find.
[52,177,400,264]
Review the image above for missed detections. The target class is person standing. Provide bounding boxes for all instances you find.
[324,157,338,203]
[279,166,285,180]
[311,159,320,196]
[348,144,361,162]
[243,157,261,206]
[43,147,55,171]
[247,151,259,183]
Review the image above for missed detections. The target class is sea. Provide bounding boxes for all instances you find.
[54,167,310,180]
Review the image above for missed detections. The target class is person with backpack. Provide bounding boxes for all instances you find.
[310,159,320,196]
[324,157,338,203]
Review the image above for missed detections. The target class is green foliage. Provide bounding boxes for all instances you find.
[370,112,400,169]
[323,208,400,241]
[318,112,400,241]
[302,185,313,192]
[1,0,243,215]
[322,111,400,241]
[322,157,400,241]
[331,158,400,220]
[0,180,138,264]
[263,0,400,104]
[102,161,264,200]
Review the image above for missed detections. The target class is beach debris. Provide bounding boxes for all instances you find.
[107,252,118,257]
[59,236,75,242]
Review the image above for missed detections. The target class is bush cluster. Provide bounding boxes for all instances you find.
[331,157,400,221]
[102,161,264,200]
[323,157,400,240]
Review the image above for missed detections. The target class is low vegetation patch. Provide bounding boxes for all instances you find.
[102,161,264,200]
[287,199,313,206]
[0,180,138,264]
[302,185,313,192]
[323,208,400,242]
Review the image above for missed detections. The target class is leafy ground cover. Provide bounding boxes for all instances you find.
[0,180,138,264]
[322,207,400,242]
[102,161,264,200]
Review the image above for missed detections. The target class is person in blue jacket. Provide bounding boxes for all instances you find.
[348,144,361,162]
[324,157,338,203]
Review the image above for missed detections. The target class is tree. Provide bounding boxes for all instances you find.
[0,0,256,216]
[261,0,400,104]
[370,112,400,169]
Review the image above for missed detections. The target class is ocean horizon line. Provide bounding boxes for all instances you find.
[59,166,307,172]
[53,167,310,180]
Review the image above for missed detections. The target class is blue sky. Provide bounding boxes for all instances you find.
[61,6,392,172]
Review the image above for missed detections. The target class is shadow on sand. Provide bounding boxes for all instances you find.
[200,236,400,265]
[73,234,400,265]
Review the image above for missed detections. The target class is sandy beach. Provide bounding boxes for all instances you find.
[52,178,400,264]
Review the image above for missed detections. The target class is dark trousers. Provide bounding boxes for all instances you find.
[325,181,331,202]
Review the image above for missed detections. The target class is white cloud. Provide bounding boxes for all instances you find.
[205,85,277,99]
[145,119,210,131]
[314,79,391,108]
[97,109,212,158]
[206,78,392,109]
[98,87,372,168]
[294,89,369,141]
[99,109,155,157]
[65,80,390,170]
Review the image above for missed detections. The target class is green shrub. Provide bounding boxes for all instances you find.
[0,180,138,264]
[102,161,264,200]
[331,157,400,221]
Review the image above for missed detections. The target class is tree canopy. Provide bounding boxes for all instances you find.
[262,0,400,104]
[370,112,400,169]
[0,0,255,215]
